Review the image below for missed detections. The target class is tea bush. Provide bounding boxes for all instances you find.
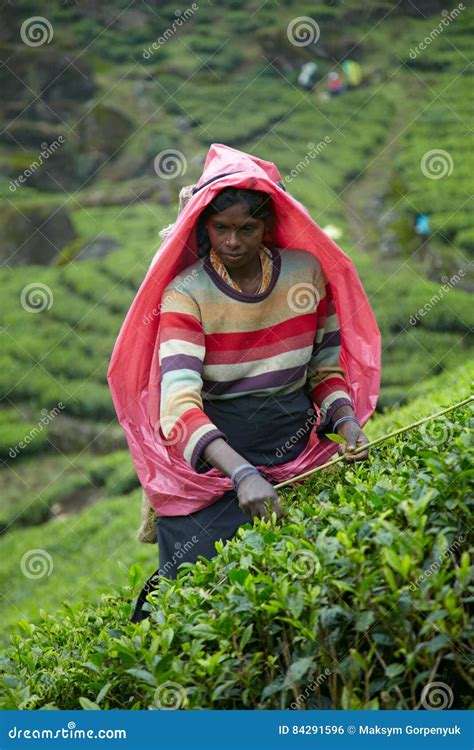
[0,485,155,650]
[0,373,471,709]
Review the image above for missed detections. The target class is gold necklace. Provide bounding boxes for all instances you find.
[210,243,270,294]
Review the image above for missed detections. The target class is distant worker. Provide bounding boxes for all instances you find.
[415,214,430,237]
[415,213,431,262]
[298,62,319,91]
[327,71,345,96]
[342,59,362,87]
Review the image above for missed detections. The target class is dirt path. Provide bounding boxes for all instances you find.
[343,80,421,260]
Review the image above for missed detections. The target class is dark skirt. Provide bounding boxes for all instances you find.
[130,386,315,622]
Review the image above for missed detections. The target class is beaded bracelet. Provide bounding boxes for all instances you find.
[230,463,253,485]
[230,463,260,490]
[233,468,261,491]
[333,415,360,432]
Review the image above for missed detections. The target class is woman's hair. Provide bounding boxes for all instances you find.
[196,187,276,258]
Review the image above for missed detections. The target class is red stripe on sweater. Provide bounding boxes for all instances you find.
[312,376,347,403]
[205,330,315,365]
[159,312,203,346]
[205,312,317,353]
[159,407,213,455]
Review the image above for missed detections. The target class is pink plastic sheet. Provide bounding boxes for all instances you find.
[107,144,381,516]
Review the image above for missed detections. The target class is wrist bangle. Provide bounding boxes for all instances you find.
[233,468,261,491]
[333,415,360,432]
[231,463,258,490]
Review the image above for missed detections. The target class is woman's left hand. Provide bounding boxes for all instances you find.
[336,421,369,462]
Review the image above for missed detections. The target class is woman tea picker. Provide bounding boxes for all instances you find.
[107,144,381,623]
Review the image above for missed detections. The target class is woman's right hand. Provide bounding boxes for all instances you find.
[237,473,284,520]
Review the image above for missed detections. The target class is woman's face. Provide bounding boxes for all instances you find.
[205,202,266,269]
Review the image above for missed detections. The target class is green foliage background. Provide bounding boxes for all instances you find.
[0,0,472,711]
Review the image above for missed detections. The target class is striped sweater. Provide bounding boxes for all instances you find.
[158,247,353,469]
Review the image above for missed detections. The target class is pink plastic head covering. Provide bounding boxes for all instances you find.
[107,143,381,516]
